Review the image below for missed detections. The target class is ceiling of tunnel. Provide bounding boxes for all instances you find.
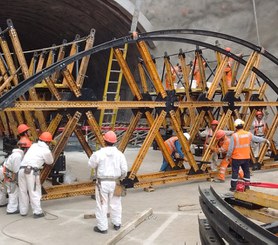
[0,0,139,49]
[0,0,152,101]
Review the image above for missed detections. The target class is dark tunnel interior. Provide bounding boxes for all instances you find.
[0,0,148,104]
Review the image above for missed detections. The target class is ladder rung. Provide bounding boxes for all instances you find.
[109,81,118,84]
[110,70,121,73]
[104,112,115,115]
[112,59,117,61]
[107,92,117,94]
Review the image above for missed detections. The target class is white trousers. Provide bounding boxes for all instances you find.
[6,182,19,213]
[211,152,219,171]
[95,181,122,231]
[252,142,261,158]
[0,183,8,206]
[18,168,43,215]
[0,166,8,206]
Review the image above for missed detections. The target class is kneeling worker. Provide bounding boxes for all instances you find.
[212,130,243,182]
[160,133,192,171]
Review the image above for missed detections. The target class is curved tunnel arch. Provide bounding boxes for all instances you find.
[1,29,278,110]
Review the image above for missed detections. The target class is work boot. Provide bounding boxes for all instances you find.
[94,226,107,234]
[33,213,45,219]
[113,224,121,231]
[7,210,19,215]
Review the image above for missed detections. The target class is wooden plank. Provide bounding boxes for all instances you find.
[234,206,278,224]
[106,208,153,245]
[234,190,278,210]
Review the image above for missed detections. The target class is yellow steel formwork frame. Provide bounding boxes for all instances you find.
[0,22,277,200]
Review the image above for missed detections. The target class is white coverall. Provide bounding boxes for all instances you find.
[2,149,24,213]
[88,146,127,231]
[0,165,8,206]
[18,141,53,215]
[251,119,266,157]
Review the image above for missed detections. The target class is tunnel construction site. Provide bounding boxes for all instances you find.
[0,2,278,242]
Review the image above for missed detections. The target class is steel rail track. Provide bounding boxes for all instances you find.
[199,186,278,244]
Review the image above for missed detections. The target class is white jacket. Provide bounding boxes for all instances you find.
[21,141,53,169]
[4,149,24,173]
[88,146,127,179]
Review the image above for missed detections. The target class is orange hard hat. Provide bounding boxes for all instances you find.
[225,47,231,52]
[256,111,263,116]
[211,120,219,125]
[17,124,30,134]
[39,132,53,142]
[215,130,225,140]
[18,137,32,148]
[103,131,117,144]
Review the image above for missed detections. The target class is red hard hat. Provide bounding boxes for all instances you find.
[256,111,263,116]
[39,132,53,142]
[211,120,219,125]
[215,130,225,140]
[17,124,30,134]
[18,137,32,148]
[103,131,117,143]
[225,47,231,52]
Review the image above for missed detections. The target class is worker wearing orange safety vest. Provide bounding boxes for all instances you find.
[192,58,206,88]
[17,124,32,146]
[212,130,243,183]
[224,47,233,87]
[0,138,31,213]
[160,133,191,171]
[251,111,268,157]
[165,65,179,90]
[226,119,270,191]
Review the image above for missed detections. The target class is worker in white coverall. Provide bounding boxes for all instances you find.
[0,138,32,214]
[88,131,127,234]
[18,132,53,218]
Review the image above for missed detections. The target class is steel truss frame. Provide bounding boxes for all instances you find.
[0,23,277,199]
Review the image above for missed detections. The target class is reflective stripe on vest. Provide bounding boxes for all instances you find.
[254,119,266,136]
[164,136,178,154]
[232,130,252,159]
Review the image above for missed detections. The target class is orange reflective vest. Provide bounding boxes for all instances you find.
[164,136,178,154]
[217,136,230,155]
[231,130,252,159]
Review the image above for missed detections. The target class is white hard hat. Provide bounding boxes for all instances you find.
[234,118,244,127]
[183,132,190,140]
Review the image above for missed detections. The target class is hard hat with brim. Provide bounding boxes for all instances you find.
[103,131,117,143]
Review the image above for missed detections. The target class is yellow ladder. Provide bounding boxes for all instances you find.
[99,43,128,130]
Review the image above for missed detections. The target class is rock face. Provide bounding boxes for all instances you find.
[139,0,277,55]
[137,0,278,84]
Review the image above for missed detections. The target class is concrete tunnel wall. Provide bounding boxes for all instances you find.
[0,0,153,116]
